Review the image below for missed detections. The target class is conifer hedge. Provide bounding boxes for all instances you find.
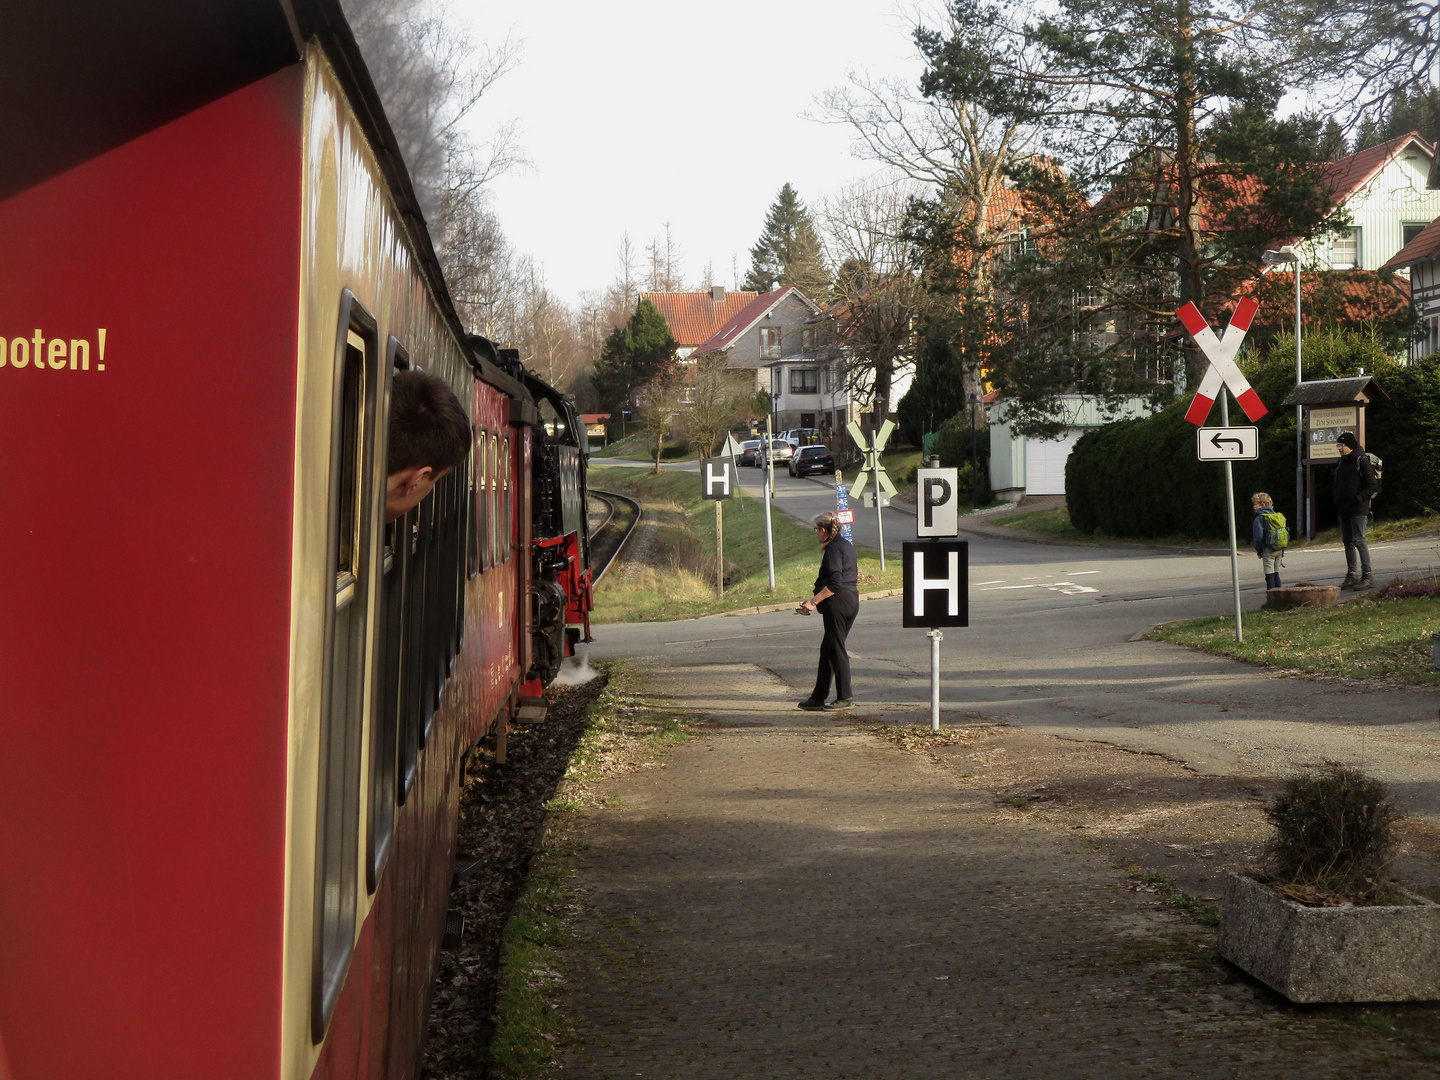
[1065,352,1440,540]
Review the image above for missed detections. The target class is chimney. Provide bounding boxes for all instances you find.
[711,285,726,302]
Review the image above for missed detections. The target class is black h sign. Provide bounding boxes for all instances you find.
[701,457,733,500]
[902,541,968,628]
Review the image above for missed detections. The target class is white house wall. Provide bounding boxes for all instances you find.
[1304,147,1440,270]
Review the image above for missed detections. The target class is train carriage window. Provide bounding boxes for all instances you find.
[477,426,489,572]
[466,431,479,579]
[368,338,407,892]
[314,297,380,1042]
[490,432,500,568]
[502,436,512,562]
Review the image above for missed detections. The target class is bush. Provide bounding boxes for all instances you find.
[1065,348,1440,540]
[1265,762,1401,898]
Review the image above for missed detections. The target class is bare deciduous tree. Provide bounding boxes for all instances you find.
[819,178,934,426]
[684,352,751,459]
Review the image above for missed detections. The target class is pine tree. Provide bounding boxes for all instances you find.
[743,184,830,296]
[916,0,1340,436]
[591,299,677,411]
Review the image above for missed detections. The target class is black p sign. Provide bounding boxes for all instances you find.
[902,541,968,628]
[915,467,959,537]
[701,457,733,500]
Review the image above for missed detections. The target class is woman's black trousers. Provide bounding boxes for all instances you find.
[811,591,859,702]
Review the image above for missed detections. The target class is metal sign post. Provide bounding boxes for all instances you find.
[1180,299,1269,645]
[835,473,855,543]
[763,415,775,590]
[701,457,735,599]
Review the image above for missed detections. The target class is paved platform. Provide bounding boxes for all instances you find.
[556,664,1432,1079]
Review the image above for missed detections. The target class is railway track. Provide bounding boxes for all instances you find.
[588,489,642,583]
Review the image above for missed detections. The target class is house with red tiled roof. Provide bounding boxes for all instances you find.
[690,285,856,439]
[641,286,758,358]
[1305,133,1440,270]
[1382,217,1440,358]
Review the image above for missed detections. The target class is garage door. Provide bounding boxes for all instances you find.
[1025,429,1083,495]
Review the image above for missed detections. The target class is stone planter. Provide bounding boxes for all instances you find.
[1265,584,1341,611]
[1218,872,1440,1003]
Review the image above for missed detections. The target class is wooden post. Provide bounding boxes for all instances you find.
[715,498,724,599]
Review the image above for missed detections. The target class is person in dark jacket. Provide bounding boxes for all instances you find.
[797,512,860,711]
[1332,431,1379,589]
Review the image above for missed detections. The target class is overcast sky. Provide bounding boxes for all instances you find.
[447,0,930,305]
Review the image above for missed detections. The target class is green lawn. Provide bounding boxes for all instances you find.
[1145,593,1440,686]
[590,465,900,622]
[594,431,697,462]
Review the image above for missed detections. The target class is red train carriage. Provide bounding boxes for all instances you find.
[0,3,592,1078]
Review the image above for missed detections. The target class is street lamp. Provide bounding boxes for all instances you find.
[1262,245,1304,538]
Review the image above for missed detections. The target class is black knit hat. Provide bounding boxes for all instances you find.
[1336,431,1358,449]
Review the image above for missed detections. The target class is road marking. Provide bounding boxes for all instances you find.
[1067,571,1100,576]
[975,579,1006,586]
[982,581,1100,596]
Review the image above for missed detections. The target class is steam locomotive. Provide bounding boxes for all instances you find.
[0,2,592,1077]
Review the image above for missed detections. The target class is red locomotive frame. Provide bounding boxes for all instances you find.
[0,4,592,1078]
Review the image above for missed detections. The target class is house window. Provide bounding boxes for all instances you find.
[801,327,814,351]
[1403,222,1428,249]
[789,368,819,394]
[681,386,696,404]
[772,367,782,396]
[759,327,781,359]
[1330,228,1361,269]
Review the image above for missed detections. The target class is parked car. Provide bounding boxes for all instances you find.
[780,428,821,448]
[737,439,763,466]
[759,439,794,467]
[789,444,835,477]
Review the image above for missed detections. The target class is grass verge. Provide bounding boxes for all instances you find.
[489,662,693,1077]
[590,464,901,622]
[994,505,1440,550]
[593,431,697,463]
[1144,589,1440,686]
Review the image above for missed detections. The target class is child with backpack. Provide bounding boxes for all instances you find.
[1252,492,1289,590]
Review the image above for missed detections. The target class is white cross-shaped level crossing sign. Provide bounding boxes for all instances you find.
[1178,298,1269,427]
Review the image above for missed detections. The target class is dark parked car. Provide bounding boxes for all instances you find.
[737,439,763,466]
[789,444,835,477]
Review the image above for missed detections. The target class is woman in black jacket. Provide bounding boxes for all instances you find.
[797,512,860,710]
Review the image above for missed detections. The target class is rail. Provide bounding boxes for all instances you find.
[588,488,642,584]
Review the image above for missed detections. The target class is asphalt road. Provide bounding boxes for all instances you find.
[587,456,1440,821]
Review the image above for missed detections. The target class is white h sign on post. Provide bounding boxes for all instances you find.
[701,458,732,499]
[915,467,960,537]
[902,539,969,732]
[902,541,969,628]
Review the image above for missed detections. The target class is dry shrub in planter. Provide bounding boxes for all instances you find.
[1265,761,1401,904]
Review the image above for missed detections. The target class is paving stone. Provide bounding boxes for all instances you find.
[555,664,1434,1079]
